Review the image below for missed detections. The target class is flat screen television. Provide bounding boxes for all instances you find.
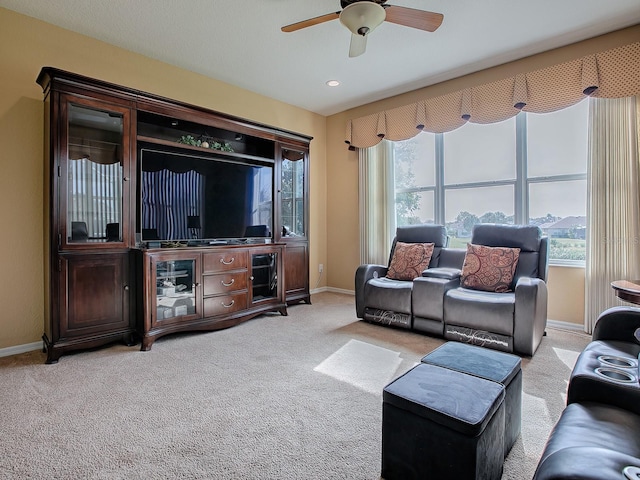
[138,147,273,243]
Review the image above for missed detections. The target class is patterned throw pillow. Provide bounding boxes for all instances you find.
[387,242,435,281]
[461,243,521,293]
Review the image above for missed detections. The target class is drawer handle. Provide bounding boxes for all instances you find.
[221,278,235,287]
[220,257,235,265]
[221,300,235,308]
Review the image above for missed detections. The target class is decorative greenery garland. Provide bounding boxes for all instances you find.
[177,135,234,152]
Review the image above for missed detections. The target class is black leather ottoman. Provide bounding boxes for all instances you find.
[421,341,522,456]
[382,363,505,480]
[567,339,640,415]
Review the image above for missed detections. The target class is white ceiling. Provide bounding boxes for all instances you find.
[2,0,640,116]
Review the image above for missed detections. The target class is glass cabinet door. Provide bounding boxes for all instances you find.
[155,258,197,321]
[280,148,306,238]
[251,252,278,302]
[63,98,130,246]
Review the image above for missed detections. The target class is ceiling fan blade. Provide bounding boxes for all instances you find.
[349,34,367,58]
[281,12,340,32]
[383,6,443,32]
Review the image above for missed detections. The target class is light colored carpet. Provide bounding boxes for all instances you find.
[0,292,590,479]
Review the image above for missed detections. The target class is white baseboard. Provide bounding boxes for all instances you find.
[0,341,42,358]
[310,286,355,296]
[547,318,586,333]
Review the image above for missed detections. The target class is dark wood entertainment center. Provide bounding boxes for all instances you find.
[38,67,312,363]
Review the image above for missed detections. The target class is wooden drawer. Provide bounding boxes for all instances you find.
[203,292,248,317]
[203,271,248,296]
[203,250,248,273]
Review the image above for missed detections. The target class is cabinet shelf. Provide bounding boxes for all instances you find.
[137,136,275,164]
[253,295,274,302]
[156,272,189,280]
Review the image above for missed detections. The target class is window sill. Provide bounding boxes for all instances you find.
[548,260,585,268]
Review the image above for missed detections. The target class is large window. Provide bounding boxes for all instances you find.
[392,99,589,263]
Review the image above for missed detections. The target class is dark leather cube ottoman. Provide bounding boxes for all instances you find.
[382,363,505,480]
[421,341,522,456]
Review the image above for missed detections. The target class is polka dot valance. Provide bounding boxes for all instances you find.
[345,41,640,149]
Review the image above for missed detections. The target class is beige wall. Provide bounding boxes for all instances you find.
[1,7,634,350]
[326,25,640,326]
[547,266,585,325]
[0,7,327,349]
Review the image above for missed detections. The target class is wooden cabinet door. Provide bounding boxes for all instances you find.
[58,252,131,338]
[57,94,134,251]
[284,243,310,304]
[146,251,202,330]
[275,141,310,305]
[250,247,282,305]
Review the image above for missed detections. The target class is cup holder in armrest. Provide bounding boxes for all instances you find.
[597,355,637,369]
[624,466,640,480]
[594,367,637,383]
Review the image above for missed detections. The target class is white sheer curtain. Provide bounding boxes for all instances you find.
[359,140,396,265]
[585,96,640,333]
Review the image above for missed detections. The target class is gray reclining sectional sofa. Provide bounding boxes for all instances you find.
[355,223,549,356]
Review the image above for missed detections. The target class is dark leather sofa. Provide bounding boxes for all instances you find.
[533,307,640,479]
[355,223,549,356]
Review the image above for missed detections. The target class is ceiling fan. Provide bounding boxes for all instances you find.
[281,0,444,58]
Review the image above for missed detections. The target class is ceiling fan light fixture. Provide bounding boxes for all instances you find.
[339,2,386,36]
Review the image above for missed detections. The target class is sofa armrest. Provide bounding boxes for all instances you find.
[514,277,548,356]
[355,264,388,318]
[592,306,640,343]
[413,276,461,324]
[422,267,462,280]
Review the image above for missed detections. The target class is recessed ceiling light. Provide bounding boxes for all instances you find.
[326,80,340,87]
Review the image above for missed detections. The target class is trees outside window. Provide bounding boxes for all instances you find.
[393,131,435,226]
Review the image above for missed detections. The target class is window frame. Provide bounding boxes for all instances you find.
[392,104,588,266]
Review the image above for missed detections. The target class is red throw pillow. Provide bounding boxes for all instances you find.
[461,243,521,293]
[387,242,435,281]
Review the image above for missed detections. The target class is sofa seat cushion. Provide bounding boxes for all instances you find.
[534,402,640,478]
[364,277,413,314]
[534,446,640,480]
[444,288,515,336]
